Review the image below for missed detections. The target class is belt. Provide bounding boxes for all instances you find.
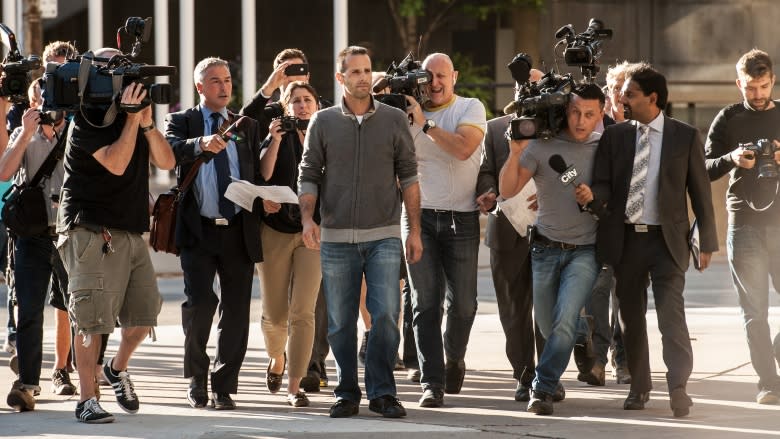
[424,208,476,215]
[201,216,234,227]
[533,233,579,250]
[625,223,662,233]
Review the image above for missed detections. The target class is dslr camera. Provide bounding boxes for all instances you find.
[555,18,613,83]
[504,53,574,140]
[262,102,309,133]
[0,23,42,104]
[740,138,779,179]
[41,17,175,123]
[373,53,432,111]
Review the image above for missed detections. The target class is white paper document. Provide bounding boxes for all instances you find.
[496,179,538,237]
[224,179,299,211]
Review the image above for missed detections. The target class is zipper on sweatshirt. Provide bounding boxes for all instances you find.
[350,117,361,243]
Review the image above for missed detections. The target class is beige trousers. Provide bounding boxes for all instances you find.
[257,224,321,378]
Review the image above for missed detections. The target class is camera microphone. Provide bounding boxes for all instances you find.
[372,77,389,94]
[503,100,519,115]
[549,154,580,186]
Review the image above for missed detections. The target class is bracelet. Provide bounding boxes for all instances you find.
[140,122,155,133]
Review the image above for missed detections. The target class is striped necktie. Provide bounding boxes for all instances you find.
[625,124,650,223]
[210,113,234,219]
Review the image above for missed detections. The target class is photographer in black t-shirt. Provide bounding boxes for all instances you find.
[56,47,175,423]
[705,48,780,405]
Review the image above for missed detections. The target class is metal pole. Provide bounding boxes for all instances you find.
[333,0,348,104]
[2,0,16,58]
[241,0,256,108]
[88,0,102,50]
[154,0,171,184]
[179,0,195,109]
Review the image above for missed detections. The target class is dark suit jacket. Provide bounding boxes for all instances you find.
[477,114,526,251]
[591,115,718,270]
[164,105,264,263]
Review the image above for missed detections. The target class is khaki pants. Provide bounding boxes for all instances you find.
[257,225,321,378]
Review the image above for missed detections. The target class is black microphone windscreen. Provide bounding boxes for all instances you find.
[549,154,568,174]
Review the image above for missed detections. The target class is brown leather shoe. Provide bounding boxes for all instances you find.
[669,387,692,417]
[577,362,606,386]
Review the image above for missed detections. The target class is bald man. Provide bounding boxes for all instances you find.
[404,53,487,408]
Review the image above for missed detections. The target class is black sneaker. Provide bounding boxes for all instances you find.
[418,387,444,408]
[369,395,407,418]
[444,359,466,394]
[52,368,77,395]
[7,380,35,412]
[103,359,139,413]
[527,390,554,415]
[329,399,359,418]
[76,397,115,423]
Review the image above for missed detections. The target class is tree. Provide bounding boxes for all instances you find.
[386,0,544,58]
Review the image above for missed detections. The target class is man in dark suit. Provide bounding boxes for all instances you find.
[476,110,544,403]
[165,57,267,410]
[583,63,718,417]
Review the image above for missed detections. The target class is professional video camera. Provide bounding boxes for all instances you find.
[740,138,779,179]
[555,18,613,83]
[0,23,42,104]
[262,102,309,132]
[41,17,176,125]
[503,53,574,140]
[373,52,432,110]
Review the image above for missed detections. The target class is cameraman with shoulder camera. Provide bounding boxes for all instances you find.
[56,46,175,423]
[2,79,71,412]
[403,52,486,408]
[499,83,604,416]
[705,49,780,405]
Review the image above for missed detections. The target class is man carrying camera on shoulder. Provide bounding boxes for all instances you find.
[403,52,486,408]
[705,49,780,405]
[499,83,605,416]
[56,47,175,423]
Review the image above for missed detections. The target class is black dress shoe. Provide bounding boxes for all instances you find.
[266,355,286,394]
[444,359,466,394]
[211,393,236,410]
[669,387,692,417]
[186,376,208,408]
[300,371,321,393]
[329,399,359,418]
[515,383,531,402]
[369,395,407,418]
[623,391,650,410]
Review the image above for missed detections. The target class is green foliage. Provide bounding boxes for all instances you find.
[451,52,495,118]
[397,0,543,20]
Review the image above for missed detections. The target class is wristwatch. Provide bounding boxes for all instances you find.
[422,119,436,134]
[140,121,155,133]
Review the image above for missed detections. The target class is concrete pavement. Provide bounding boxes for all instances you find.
[1,243,779,438]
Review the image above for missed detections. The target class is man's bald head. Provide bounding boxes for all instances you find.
[422,53,458,106]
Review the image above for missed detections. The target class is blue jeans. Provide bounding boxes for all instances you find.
[531,242,599,394]
[727,222,780,389]
[403,209,479,389]
[15,234,65,388]
[321,238,402,402]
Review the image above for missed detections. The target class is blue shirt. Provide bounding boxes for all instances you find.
[194,106,240,218]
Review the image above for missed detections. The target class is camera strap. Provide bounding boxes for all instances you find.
[76,51,123,128]
[745,178,779,212]
[27,120,69,189]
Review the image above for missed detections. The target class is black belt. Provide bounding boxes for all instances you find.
[201,216,235,227]
[625,223,662,233]
[533,233,579,250]
[424,209,477,215]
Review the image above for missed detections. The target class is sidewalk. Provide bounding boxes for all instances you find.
[1,244,779,438]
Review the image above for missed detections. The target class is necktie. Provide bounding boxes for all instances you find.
[625,124,650,223]
[210,113,234,219]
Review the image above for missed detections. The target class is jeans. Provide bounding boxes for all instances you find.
[404,209,479,389]
[531,242,599,395]
[727,222,780,389]
[15,235,64,388]
[321,238,402,402]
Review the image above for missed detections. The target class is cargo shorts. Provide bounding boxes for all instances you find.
[57,227,162,335]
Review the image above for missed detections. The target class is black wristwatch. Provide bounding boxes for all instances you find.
[422,119,436,134]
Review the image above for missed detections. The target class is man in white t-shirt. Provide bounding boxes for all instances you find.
[404,53,486,408]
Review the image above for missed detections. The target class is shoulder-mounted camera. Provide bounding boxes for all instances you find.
[555,18,613,83]
[0,23,41,104]
[373,52,432,111]
[40,16,176,127]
